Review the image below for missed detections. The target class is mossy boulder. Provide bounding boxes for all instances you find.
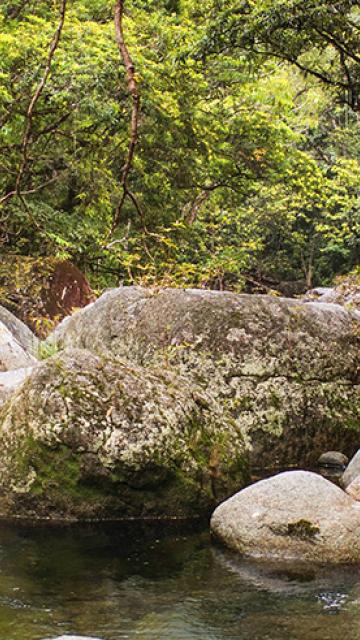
[0,349,248,521]
[49,287,360,468]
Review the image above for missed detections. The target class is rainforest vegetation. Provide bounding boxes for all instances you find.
[0,0,359,293]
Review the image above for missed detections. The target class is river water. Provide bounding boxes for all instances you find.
[0,520,360,640]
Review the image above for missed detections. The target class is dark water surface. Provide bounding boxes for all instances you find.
[0,520,359,640]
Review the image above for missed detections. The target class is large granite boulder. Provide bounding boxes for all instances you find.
[0,349,248,521]
[211,471,360,564]
[48,287,360,469]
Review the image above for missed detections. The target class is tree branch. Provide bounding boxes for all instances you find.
[111,0,141,232]
[0,0,67,208]
[16,0,67,194]
[0,174,59,207]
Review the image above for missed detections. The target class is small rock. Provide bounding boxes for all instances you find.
[304,287,334,300]
[346,476,360,501]
[211,470,360,564]
[318,451,348,469]
[342,450,360,488]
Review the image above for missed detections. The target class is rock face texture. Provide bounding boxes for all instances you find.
[49,287,360,469]
[211,471,360,564]
[0,349,248,520]
[0,285,359,522]
[0,306,38,408]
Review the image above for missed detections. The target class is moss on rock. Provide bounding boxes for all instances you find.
[0,349,249,521]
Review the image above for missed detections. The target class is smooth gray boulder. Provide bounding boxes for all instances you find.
[318,451,348,468]
[0,348,248,521]
[345,476,360,501]
[342,450,360,488]
[211,470,360,564]
[0,321,37,371]
[47,286,360,469]
[0,367,34,407]
[0,304,39,354]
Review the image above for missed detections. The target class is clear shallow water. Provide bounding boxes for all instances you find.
[0,521,359,640]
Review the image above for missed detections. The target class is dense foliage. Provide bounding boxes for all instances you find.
[0,0,359,292]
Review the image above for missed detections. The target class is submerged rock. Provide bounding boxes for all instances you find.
[0,349,248,521]
[44,636,103,640]
[318,451,348,468]
[48,286,360,469]
[211,471,360,564]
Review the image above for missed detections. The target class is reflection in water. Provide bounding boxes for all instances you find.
[0,521,357,639]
